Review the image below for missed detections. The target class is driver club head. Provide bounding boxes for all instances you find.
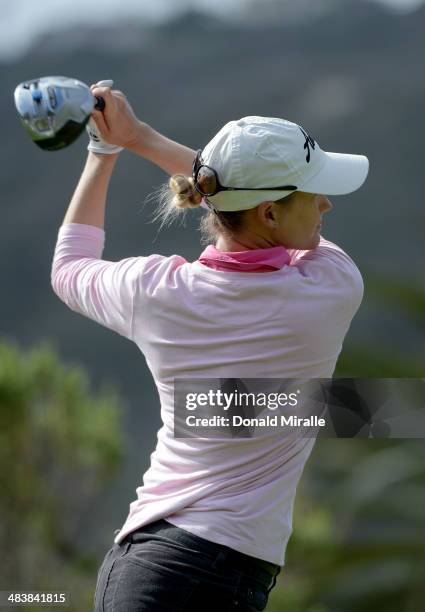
[14,76,105,151]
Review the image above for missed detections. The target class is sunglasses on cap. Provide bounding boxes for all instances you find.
[192,149,298,198]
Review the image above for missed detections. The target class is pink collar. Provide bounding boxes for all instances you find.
[198,244,290,272]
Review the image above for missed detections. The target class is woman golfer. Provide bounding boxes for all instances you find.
[51,83,368,611]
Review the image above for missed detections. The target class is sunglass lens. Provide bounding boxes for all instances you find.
[196,166,217,196]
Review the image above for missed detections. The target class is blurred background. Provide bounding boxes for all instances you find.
[1,0,424,610]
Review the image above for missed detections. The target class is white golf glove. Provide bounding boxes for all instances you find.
[86,80,123,155]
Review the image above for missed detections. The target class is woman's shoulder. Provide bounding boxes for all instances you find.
[288,237,364,306]
[289,237,361,276]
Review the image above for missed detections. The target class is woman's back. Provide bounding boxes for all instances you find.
[135,238,363,382]
[52,224,363,565]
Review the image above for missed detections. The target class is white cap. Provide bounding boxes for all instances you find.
[199,116,369,212]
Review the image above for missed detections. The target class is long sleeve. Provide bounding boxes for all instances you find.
[51,223,156,340]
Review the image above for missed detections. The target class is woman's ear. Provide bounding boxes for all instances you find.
[257,201,279,228]
[267,202,281,229]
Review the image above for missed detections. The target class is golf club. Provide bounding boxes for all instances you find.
[13,76,111,151]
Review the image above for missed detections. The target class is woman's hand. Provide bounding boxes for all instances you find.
[89,83,142,149]
[88,82,196,175]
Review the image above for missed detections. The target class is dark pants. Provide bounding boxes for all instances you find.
[93,519,281,611]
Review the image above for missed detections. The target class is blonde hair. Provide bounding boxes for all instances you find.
[147,173,296,245]
[169,175,203,209]
[147,174,203,232]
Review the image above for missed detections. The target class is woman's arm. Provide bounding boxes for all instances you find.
[128,122,196,176]
[89,84,196,177]
[62,152,118,229]
[61,86,195,232]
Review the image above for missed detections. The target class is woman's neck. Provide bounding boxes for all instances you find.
[215,233,278,252]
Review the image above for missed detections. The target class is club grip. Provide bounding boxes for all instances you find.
[92,80,113,112]
[94,96,105,111]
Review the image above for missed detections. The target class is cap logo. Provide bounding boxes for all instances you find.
[299,126,315,163]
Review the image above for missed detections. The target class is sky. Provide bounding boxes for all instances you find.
[1,0,424,61]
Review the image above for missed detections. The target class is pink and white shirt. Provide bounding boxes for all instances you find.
[51,223,363,565]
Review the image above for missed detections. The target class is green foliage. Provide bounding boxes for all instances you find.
[0,340,126,610]
[365,276,425,330]
[267,440,425,612]
[335,345,424,377]
[335,274,425,377]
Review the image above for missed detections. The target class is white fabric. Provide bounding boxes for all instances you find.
[200,116,369,211]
